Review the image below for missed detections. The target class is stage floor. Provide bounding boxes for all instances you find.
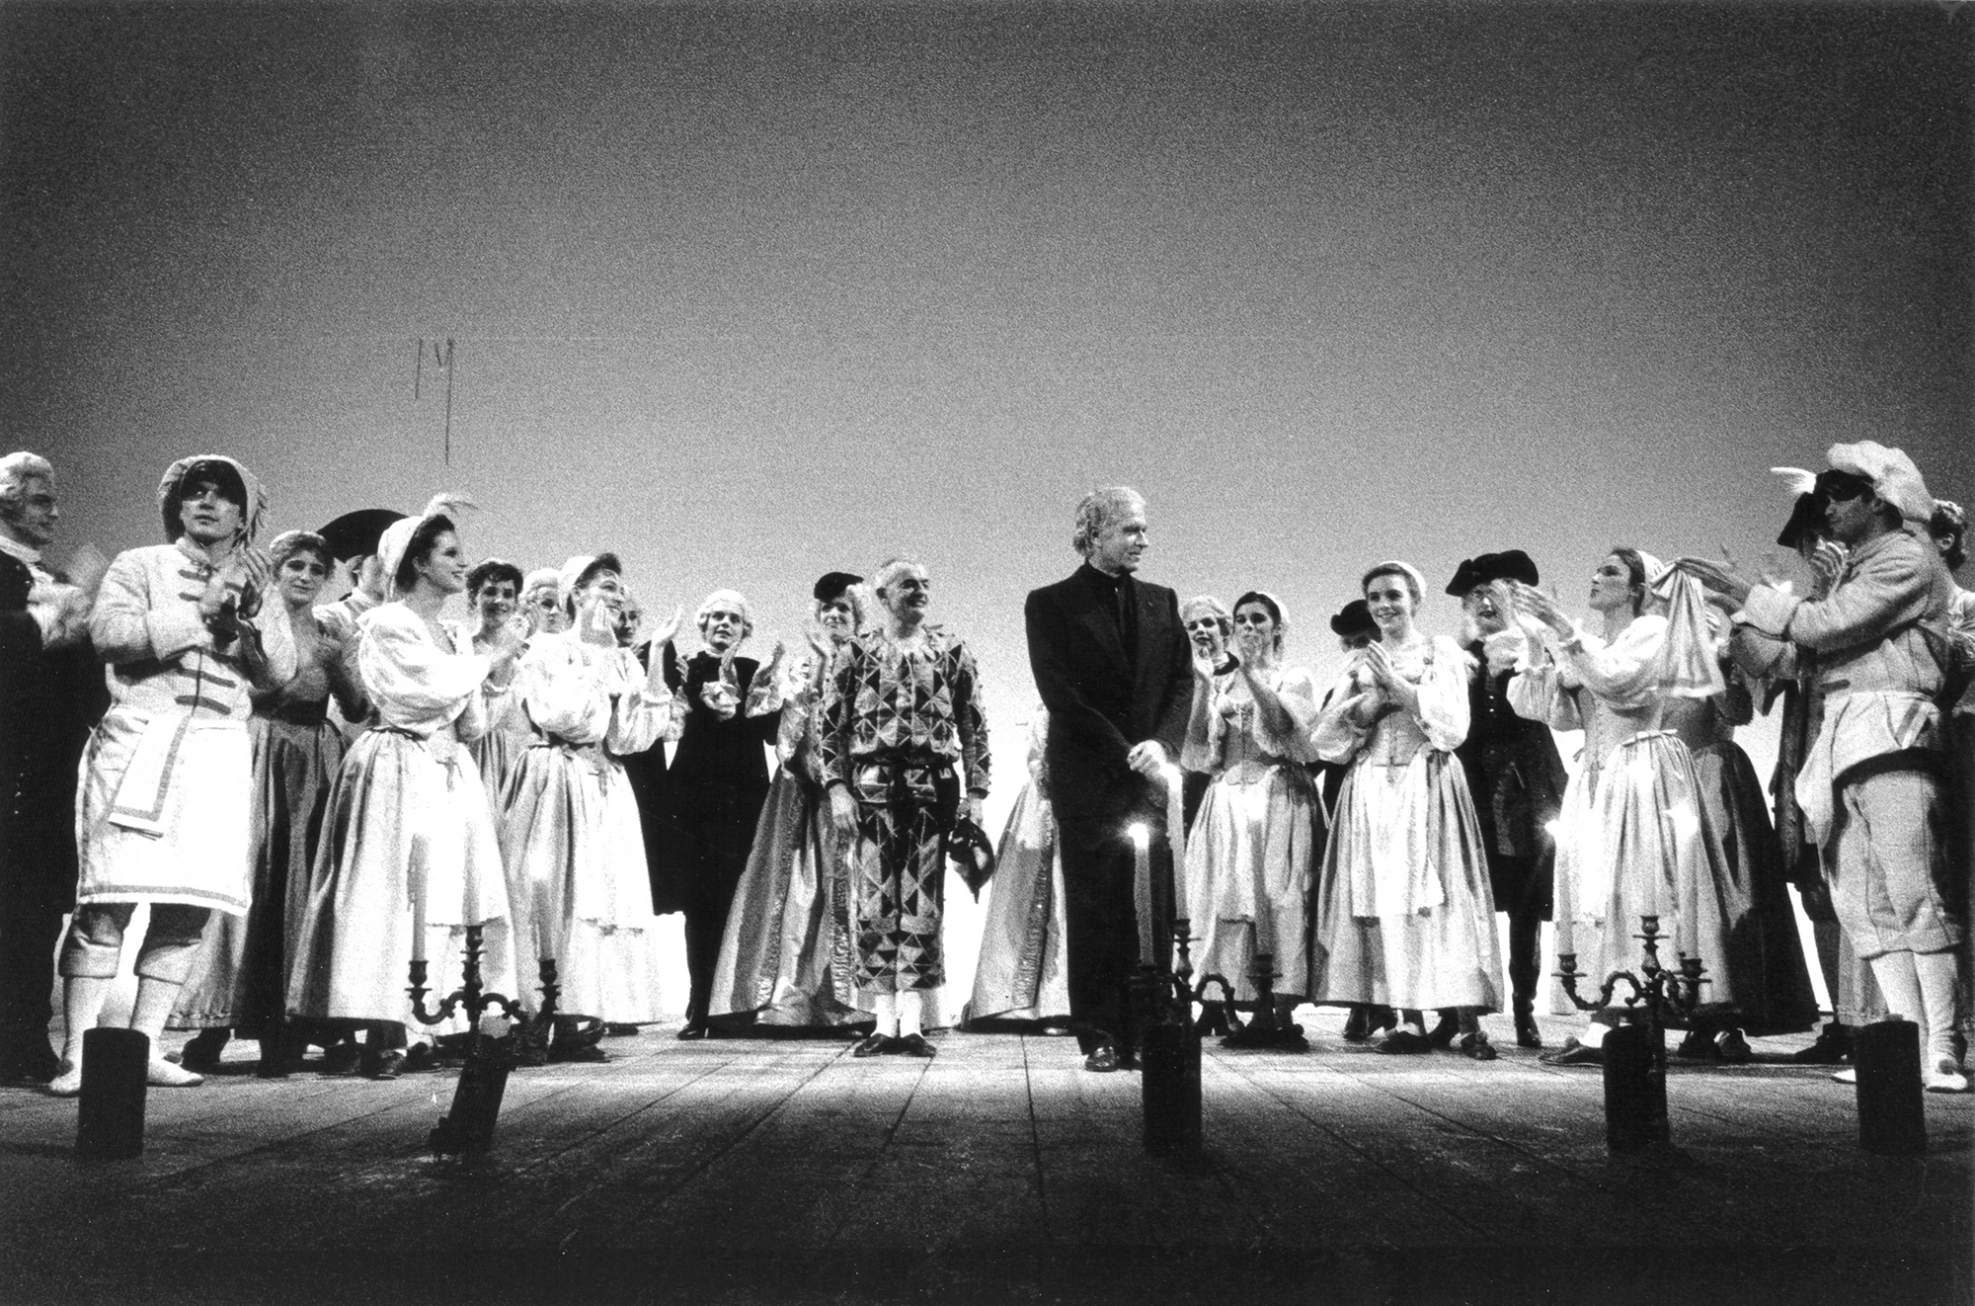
[1,1011,1969,1305]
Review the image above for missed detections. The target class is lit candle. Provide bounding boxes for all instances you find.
[1129,821,1154,966]
[1162,764,1188,922]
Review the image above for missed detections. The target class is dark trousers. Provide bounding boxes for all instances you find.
[1058,809,1173,1056]
[0,877,62,1049]
[682,874,739,1025]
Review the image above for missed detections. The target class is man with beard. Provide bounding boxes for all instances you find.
[821,558,989,1056]
[650,590,782,1038]
[1445,551,1568,1049]
[1025,487,1192,1072]
[0,453,107,1082]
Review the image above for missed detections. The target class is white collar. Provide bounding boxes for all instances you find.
[0,534,43,567]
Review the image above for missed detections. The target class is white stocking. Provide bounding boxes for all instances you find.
[897,991,923,1039]
[1912,950,1961,1065]
[873,992,899,1039]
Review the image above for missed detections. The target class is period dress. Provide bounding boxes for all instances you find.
[174,605,367,1034]
[287,603,515,1025]
[499,630,677,1023]
[451,619,534,812]
[1182,666,1322,1003]
[710,652,871,1028]
[1668,684,1818,1034]
[1309,637,1502,1012]
[966,713,1071,1026]
[1508,614,1743,1020]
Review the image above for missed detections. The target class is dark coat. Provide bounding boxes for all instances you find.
[0,553,108,914]
[644,644,781,914]
[1455,647,1567,914]
[1024,565,1191,828]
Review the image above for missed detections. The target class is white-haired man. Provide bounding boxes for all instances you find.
[1024,487,1192,1072]
[1684,441,1967,1092]
[649,589,782,1038]
[0,453,107,1082]
[821,557,989,1056]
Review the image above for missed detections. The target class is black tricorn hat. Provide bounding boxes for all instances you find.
[813,571,862,603]
[1445,549,1539,596]
[316,508,407,562]
[946,817,997,898]
[1775,492,1826,550]
[1329,598,1376,638]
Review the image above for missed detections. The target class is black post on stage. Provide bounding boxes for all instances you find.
[75,1027,149,1160]
[1601,1020,1669,1152]
[1854,1017,1926,1155]
[1142,920,1203,1159]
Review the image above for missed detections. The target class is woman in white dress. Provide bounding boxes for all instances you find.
[499,554,682,1059]
[1507,548,1747,1066]
[1180,592,1321,1034]
[1310,562,1502,1060]
[287,497,522,1078]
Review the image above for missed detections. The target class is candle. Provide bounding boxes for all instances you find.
[1129,821,1154,966]
[410,860,428,963]
[1162,764,1188,922]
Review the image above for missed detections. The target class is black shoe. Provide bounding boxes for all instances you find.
[401,1043,440,1073]
[547,1041,610,1064]
[1083,1043,1120,1073]
[1539,1036,1602,1067]
[178,1028,231,1074]
[852,1033,891,1058]
[318,1040,362,1077]
[1791,1022,1851,1065]
[1674,1029,1718,1060]
[364,1050,406,1080]
[1513,1011,1544,1050]
[1365,1006,1399,1039]
[605,1023,640,1037]
[1459,1031,1499,1062]
[675,1022,710,1041]
[0,1034,60,1084]
[893,1033,936,1058]
[1375,1030,1433,1055]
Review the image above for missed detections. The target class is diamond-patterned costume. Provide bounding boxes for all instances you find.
[819,625,989,992]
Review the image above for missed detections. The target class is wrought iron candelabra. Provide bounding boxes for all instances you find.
[1553,914,1708,1035]
[1553,914,1708,1151]
[1176,922,1307,1051]
[407,927,560,1155]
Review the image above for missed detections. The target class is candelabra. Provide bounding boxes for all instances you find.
[1553,915,1708,1151]
[408,927,560,1155]
[1176,926,1306,1051]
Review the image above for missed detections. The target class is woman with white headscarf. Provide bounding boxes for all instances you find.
[1180,590,1322,1038]
[1310,562,1503,1059]
[498,553,681,1057]
[286,496,522,1078]
[1508,548,1753,1065]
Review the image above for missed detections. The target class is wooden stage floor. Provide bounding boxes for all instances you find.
[1,1011,1969,1306]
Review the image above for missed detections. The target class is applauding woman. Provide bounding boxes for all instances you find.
[287,497,522,1078]
[1310,562,1502,1059]
[1180,591,1322,1037]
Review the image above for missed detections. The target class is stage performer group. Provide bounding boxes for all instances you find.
[0,441,1968,1097]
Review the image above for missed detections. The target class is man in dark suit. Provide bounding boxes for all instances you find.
[647,590,782,1039]
[0,453,107,1082]
[1447,550,1568,1049]
[1025,487,1191,1072]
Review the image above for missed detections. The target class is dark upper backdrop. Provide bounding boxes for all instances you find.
[5,1,1970,803]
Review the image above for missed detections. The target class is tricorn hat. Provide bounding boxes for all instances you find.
[316,508,407,562]
[1445,549,1539,596]
[1329,598,1376,638]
